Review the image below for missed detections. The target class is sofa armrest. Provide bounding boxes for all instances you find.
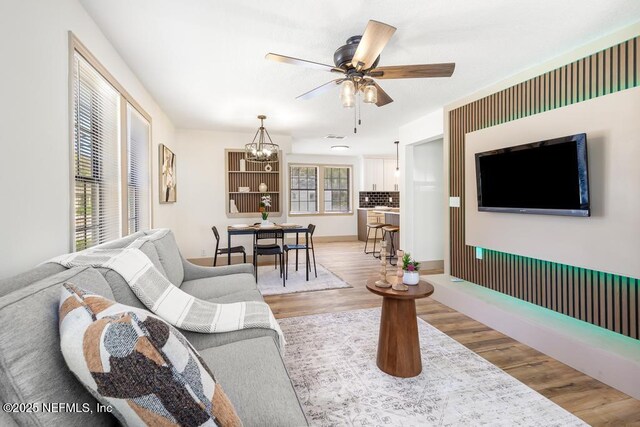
[181,258,255,282]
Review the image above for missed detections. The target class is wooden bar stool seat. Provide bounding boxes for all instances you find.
[365,222,389,257]
[381,225,400,266]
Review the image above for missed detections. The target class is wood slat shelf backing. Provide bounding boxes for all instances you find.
[225,149,283,217]
[448,36,640,339]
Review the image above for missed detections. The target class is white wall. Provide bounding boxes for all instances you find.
[0,0,176,279]
[173,129,292,259]
[408,140,444,262]
[465,87,640,279]
[285,153,360,239]
[398,108,445,262]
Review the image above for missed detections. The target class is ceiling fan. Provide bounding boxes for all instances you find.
[266,20,455,131]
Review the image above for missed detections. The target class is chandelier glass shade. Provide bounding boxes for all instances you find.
[245,115,279,163]
[362,84,378,104]
[340,80,356,108]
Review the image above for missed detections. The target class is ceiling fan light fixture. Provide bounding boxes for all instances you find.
[341,94,355,108]
[363,84,378,104]
[340,80,355,98]
[245,115,279,163]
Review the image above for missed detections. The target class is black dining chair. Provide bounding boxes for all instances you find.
[254,228,285,286]
[212,226,246,266]
[284,224,317,280]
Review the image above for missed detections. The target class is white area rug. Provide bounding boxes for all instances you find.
[257,263,351,296]
[278,308,586,427]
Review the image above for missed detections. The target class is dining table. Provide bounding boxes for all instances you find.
[226,223,312,281]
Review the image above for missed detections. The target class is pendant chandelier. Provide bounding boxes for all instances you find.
[245,115,279,163]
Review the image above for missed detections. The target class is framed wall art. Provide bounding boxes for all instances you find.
[159,144,176,203]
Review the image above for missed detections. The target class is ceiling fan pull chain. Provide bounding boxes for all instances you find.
[353,90,357,133]
[358,91,362,126]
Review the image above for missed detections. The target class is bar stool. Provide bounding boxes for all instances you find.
[381,225,400,265]
[365,222,388,257]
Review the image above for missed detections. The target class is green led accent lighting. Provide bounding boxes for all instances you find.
[451,36,640,339]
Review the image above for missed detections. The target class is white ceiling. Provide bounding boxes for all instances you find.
[80,0,640,155]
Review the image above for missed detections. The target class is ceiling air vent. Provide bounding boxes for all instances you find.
[325,134,346,139]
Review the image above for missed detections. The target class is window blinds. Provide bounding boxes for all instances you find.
[73,53,121,250]
[127,105,150,234]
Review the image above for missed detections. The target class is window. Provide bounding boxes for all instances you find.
[127,105,151,234]
[289,166,318,213]
[324,167,350,213]
[289,165,352,215]
[72,54,121,250]
[71,34,152,250]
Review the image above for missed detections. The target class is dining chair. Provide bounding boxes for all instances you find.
[283,224,317,280]
[254,228,285,286]
[212,226,246,266]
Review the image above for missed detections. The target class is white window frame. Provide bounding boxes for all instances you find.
[288,163,354,216]
[69,32,153,251]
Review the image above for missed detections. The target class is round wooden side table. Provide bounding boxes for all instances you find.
[366,275,434,378]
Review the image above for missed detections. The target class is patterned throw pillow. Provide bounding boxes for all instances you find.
[59,283,242,427]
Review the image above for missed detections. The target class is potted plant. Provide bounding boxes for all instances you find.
[401,252,420,285]
[259,194,272,226]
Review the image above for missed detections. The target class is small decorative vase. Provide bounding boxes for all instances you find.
[258,182,268,193]
[261,219,271,226]
[403,271,420,285]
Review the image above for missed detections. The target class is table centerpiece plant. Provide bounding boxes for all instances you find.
[401,252,420,285]
[259,194,272,226]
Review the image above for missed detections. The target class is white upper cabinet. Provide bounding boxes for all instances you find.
[383,158,399,191]
[363,158,384,191]
[362,158,398,192]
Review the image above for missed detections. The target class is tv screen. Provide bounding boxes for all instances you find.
[475,134,590,217]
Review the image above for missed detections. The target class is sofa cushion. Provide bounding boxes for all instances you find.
[0,267,117,427]
[180,273,258,300]
[0,262,66,298]
[144,230,184,286]
[59,284,241,427]
[200,336,308,427]
[94,268,148,310]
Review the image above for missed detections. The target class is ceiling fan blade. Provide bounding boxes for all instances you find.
[351,20,396,70]
[296,79,345,100]
[265,53,345,73]
[373,82,393,107]
[369,63,456,79]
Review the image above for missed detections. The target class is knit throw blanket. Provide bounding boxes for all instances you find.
[50,229,285,351]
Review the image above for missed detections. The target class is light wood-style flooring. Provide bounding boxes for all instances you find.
[263,240,640,426]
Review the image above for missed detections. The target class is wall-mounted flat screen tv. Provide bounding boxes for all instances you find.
[475,133,590,217]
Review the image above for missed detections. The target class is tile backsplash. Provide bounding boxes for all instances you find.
[359,191,399,208]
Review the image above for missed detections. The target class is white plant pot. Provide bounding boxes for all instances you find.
[261,219,272,226]
[403,271,420,285]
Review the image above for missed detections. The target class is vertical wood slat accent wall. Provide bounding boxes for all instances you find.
[449,36,640,339]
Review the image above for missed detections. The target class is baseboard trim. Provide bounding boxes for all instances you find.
[312,235,358,243]
[188,255,299,267]
[423,274,640,400]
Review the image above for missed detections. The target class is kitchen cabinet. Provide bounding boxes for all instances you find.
[383,158,399,191]
[363,158,384,191]
[363,158,398,191]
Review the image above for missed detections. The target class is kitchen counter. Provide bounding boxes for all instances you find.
[357,208,400,246]
[373,210,400,215]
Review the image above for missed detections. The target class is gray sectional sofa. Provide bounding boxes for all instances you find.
[0,230,307,427]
